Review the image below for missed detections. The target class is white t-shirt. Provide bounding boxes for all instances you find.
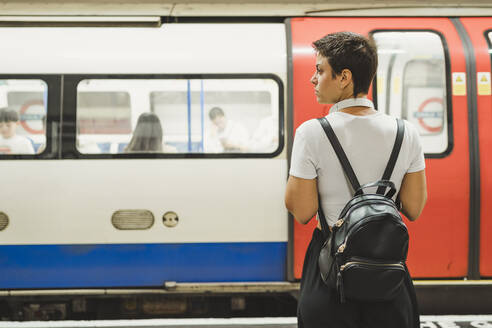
[249,116,279,152]
[0,135,35,154]
[289,111,425,226]
[204,120,249,153]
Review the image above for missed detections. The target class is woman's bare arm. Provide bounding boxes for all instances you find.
[399,170,427,221]
[285,176,318,224]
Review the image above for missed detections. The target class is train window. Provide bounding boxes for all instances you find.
[0,79,47,155]
[488,31,492,62]
[76,78,280,155]
[373,31,449,154]
[76,80,132,154]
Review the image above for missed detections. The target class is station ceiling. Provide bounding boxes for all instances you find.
[0,0,491,17]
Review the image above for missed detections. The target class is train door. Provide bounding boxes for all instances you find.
[460,17,492,278]
[289,17,472,279]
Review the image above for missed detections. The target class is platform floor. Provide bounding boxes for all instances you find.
[0,316,492,328]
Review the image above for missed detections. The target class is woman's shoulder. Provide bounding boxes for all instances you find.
[296,118,323,136]
[401,118,419,133]
[372,114,421,144]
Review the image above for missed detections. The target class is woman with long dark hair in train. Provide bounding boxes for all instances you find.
[125,112,176,153]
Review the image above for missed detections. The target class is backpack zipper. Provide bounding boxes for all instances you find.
[335,198,400,231]
[340,260,404,271]
[339,196,398,221]
[337,259,404,303]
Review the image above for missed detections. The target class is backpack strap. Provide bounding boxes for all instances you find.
[318,117,361,194]
[318,116,360,237]
[376,118,405,195]
[317,194,331,238]
[355,180,397,198]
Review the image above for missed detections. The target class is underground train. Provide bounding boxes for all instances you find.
[0,9,491,319]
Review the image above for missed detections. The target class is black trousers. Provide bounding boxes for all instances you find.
[297,228,420,328]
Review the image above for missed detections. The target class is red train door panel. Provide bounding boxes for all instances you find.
[460,17,492,277]
[290,17,470,278]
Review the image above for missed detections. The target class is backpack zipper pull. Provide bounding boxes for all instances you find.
[334,218,344,229]
[337,243,346,254]
[337,271,345,303]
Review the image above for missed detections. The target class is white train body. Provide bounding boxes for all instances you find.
[0,24,288,287]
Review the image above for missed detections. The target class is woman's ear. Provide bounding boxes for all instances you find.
[339,69,352,89]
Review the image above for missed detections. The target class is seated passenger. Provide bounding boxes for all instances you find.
[0,108,35,154]
[204,106,249,153]
[249,115,279,153]
[77,139,102,154]
[124,112,176,153]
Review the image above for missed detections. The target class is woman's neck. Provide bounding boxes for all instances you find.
[340,106,377,116]
[331,96,377,116]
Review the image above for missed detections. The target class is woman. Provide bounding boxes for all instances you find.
[285,32,427,328]
[125,112,176,153]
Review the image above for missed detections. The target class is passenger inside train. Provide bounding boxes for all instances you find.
[0,108,35,154]
[204,106,249,153]
[248,115,278,153]
[124,112,177,153]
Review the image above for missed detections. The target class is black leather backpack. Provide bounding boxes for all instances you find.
[317,116,409,303]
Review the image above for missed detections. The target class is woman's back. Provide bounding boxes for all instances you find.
[290,111,425,225]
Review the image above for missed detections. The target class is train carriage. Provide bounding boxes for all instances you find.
[0,24,289,288]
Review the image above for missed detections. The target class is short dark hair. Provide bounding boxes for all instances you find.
[313,32,378,97]
[208,107,225,120]
[0,108,20,123]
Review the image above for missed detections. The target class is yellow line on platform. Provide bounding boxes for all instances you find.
[414,279,492,285]
[2,280,492,296]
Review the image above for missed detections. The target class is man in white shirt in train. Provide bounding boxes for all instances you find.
[249,115,279,153]
[205,106,249,153]
[0,108,35,155]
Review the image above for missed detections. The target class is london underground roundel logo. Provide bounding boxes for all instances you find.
[19,100,45,134]
[414,97,444,133]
